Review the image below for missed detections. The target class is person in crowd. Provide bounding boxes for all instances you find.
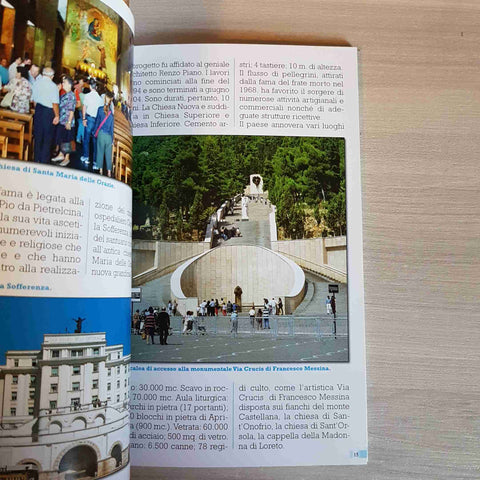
[182,311,194,334]
[222,300,227,316]
[28,64,42,84]
[157,307,170,345]
[326,295,332,315]
[227,300,232,314]
[81,78,103,166]
[256,308,263,330]
[262,299,270,329]
[277,297,284,315]
[269,297,277,315]
[133,310,140,335]
[331,294,336,318]
[172,300,178,316]
[52,76,76,167]
[93,90,114,176]
[209,299,216,316]
[215,299,220,316]
[8,57,21,81]
[167,300,173,315]
[5,65,32,114]
[32,67,59,164]
[200,300,207,317]
[74,77,87,145]
[0,58,9,86]
[230,309,239,338]
[249,304,256,329]
[144,306,156,344]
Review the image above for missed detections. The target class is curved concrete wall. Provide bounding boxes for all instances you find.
[173,245,305,314]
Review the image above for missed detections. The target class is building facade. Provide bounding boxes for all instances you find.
[0,333,130,480]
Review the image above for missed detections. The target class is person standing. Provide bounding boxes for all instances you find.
[157,307,170,345]
[0,58,9,86]
[8,57,21,81]
[326,296,332,315]
[222,301,227,316]
[144,307,156,345]
[331,294,336,318]
[277,298,284,315]
[51,76,76,167]
[269,297,277,315]
[133,310,140,335]
[262,301,270,329]
[32,67,59,164]
[93,90,114,176]
[81,78,103,166]
[249,305,256,330]
[230,310,239,338]
[5,65,32,114]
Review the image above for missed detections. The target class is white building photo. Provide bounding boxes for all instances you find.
[0,333,130,480]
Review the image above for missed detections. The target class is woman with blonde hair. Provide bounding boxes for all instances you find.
[93,90,114,177]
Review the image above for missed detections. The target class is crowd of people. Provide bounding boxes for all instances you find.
[131,296,286,341]
[0,55,127,173]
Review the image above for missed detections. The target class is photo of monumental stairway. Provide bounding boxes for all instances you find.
[131,136,348,363]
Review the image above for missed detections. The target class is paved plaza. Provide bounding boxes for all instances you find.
[131,329,348,363]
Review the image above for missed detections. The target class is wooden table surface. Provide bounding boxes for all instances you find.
[130,1,480,478]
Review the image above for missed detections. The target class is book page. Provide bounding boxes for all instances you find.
[130,44,366,469]
[0,1,134,479]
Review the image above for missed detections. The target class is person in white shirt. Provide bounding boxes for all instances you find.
[8,57,21,81]
[269,297,277,315]
[81,78,103,165]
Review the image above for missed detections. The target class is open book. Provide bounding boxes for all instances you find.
[0,1,366,478]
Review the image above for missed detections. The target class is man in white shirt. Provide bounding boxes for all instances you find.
[32,67,60,164]
[8,57,22,81]
[81,78,104,165]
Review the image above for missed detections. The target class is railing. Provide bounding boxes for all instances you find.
[277,252,347,283]
[167,315,347,338]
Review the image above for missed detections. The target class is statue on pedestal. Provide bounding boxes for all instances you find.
[234,286,243,312]
[241,195,249,220]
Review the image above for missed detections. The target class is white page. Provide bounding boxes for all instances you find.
[130,44,366,468]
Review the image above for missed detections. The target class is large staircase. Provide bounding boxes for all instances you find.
[217,199,272,249]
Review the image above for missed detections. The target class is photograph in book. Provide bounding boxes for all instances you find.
[131,135,348,363]
[0,296,131,480]
[0,0,133,183]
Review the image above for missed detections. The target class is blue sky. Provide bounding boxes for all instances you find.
[0,297,131,362]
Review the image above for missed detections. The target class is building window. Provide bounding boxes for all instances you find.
[12,375,18,385]
[93,347,100,356]
[51,367,59,377]
[107,383,111,391]
[116,366,120,374]
[116,380,120,389]
[71,398,80,408]
[32,359,37,367]
[29,390,35,400]
[30,376,36,386]
[51,384,58,393]
[92,379,98,389]
[116,394,120,402]
[107,396,111,402]
[28,407,34,415]
[92,395,98,403]
[108,368,111,376]
[14,359,19,367]
[52,350,60,358]
[72,382,80,391]
[124,379,127,387]
[72,366,80,375]
[71,349,83,358]
[50,400,57,409]
[93,364,99,373]
[11,392,17,401]
[10,408,16,416]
